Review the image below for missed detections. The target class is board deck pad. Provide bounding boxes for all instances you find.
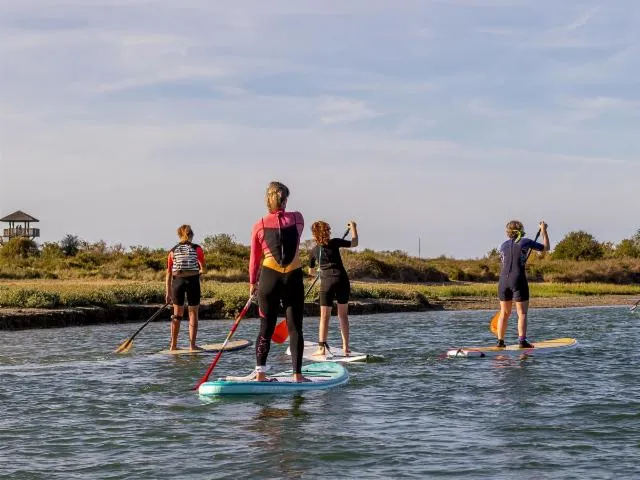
[157,339,252,355]
[197,362,349,396]
[446,337,578,358]
[286,340,383,363]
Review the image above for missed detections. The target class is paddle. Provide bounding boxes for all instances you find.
[192,295,255,390]
[489,228,542,336]
[114,303,170,353]
[630,299,640,312]
[271,227,351,344]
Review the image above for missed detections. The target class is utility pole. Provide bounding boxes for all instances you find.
[418,237,421,259]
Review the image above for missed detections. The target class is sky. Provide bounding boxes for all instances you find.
[0,0,639,259]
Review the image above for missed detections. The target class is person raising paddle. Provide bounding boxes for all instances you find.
[249,181,307,382]
[308,220,359,356]
[496,220,550,348]
[165,225,206,351]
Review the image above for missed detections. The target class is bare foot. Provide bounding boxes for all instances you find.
[343,348,351,357]
[256,372,267,382]
[293,374,312,383]
[189,346,203,352]
[312,347,326,356]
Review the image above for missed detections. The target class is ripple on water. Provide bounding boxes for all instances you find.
[2,308,640,479]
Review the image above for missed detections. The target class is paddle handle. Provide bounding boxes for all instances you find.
[130,303,170,340]
[192,296,254,390]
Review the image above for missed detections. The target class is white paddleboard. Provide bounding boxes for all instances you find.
[157,339,252,355]
[286,340,382,363]
[446,337,578,358]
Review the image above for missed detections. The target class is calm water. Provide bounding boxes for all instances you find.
[1,306,639,479]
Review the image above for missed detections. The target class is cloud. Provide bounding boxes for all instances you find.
[1,0,639,257]
[317,97,381,124]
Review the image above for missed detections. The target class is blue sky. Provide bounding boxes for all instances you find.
[0,1,638,258]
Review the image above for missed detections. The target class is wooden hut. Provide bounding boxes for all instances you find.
[1,210,40,243]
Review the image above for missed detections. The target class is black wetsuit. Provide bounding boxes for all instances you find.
[249,210,305,373]
[309,238,352,306]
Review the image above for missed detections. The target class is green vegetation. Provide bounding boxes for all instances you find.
[1,280,639,311]
[0,228,639,311]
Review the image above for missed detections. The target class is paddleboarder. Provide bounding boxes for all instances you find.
[496,220,550,348]
[308,220,359,356]
[165,225,206,351]
[249,181,307,382]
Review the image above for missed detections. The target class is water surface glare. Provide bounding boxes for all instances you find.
[1,307,639,479]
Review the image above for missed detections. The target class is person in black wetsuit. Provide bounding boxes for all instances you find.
[249,181,307,382]
[309,220,359,356]
[496,220,550,348]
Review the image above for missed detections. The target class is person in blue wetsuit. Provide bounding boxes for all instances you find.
[496,220,550,348]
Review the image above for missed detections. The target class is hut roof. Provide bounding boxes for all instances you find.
[0,210,39,222]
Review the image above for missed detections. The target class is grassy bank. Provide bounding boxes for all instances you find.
[2,279,639,313]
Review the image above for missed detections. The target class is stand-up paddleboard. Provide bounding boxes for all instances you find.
[198,362,348,396]
[446,337,578,358]
[286,341,382,363]
[157,339,252,355]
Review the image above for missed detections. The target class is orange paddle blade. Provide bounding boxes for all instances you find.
[114,338,134,354]
[489,311,501,337]
[271,319,289,343]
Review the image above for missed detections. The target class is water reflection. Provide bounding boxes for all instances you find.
[245,395,309,479]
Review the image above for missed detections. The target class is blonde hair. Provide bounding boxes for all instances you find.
[311,221,331,246]
[265,181,290,213]
[505,220,524,240]
[177,224,194,243]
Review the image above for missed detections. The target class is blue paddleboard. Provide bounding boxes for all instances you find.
[198,362,348,396]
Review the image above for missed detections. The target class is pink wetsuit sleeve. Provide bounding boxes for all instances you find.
[249,221,263,284]
[296,212,304,237]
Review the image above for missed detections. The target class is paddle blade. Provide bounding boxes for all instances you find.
[489,311,501,337]
[271,319,289,344]
[114,338,134,354]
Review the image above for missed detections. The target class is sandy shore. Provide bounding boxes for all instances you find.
[431,294,640,311]
[1,294,638,330]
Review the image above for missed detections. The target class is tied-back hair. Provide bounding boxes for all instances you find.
[265,181,290,213]
[505,220,524,241]
[177,224,194,243]
[311,221,331,246]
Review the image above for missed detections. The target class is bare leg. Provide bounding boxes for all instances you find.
[188,305,199,350]
[516,300,529,338]
[170,305,184,350]
[337,303,350,354]
[497,301,512,342]
[313,305,332,356]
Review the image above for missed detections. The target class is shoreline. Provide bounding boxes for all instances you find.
[1,294,637,331]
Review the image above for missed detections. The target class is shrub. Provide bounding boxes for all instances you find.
[0,237,39,258]
[60,234,81,256]
[553,231,604,261]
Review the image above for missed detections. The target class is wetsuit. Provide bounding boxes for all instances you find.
[249,209,304,373]
[498,237,544,301]
[167,242,205,306]
[309,238,352,306]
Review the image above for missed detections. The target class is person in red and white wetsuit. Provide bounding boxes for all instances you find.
[165,225,206,351]
[249,181,307,382]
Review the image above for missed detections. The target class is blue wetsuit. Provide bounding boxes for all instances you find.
[498,238,544,301]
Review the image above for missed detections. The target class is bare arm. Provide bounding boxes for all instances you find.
[348,220,359,248]
[539,221,550,252]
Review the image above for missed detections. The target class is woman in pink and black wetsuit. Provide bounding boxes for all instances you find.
[249,181,307,382]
